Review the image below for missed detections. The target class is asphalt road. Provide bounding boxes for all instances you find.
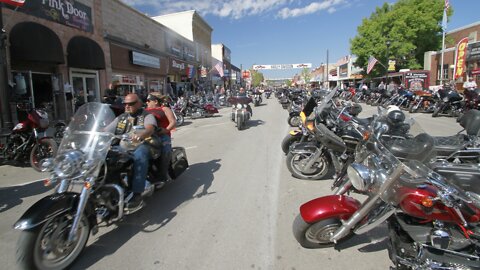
[0,97,463,270]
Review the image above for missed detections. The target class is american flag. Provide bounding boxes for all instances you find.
[366,55,378,74]
[0,0,25,7]
[444,0,449,10]
[214,61,224,77]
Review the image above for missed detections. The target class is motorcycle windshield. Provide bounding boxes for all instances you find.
[315,87,337,115]
[58,102,116,161]
[358,109,458,204]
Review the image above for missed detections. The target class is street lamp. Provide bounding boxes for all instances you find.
[385,40,391,86]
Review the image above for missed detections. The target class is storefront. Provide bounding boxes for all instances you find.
[110,43,168,99]
[168,58,196,96]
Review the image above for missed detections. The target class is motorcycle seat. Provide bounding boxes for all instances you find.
[387,133,435,163]
[352,117,372,127]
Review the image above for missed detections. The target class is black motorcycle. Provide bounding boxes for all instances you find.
[228,95,252,130]
[13,102,188,270]
[432,87,464,117]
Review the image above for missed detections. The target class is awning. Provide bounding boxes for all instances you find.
[9,22,64,64]
[67,36,105,69]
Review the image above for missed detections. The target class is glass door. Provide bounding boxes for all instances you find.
[70,69,99,111]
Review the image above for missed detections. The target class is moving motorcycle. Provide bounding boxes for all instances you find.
[0,108,58,171]
[253,91,262,106]
[228,95,252,130]
[14,102,189,270]
[293,113,480,270]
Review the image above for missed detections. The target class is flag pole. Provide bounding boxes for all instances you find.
[440,9,447,85]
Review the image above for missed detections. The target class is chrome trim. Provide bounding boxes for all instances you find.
[103,184,125,222]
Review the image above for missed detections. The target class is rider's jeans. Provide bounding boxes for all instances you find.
[132,144,152,193]
[158,135,172,182]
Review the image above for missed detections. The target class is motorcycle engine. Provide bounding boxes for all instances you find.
[192,111,203,118]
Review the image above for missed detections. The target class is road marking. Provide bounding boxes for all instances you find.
[185,146,198,150]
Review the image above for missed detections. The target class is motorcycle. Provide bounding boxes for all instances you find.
[173,96,219,119]
[264,89,272,99]
[0,107,58,171]
[253,92,262,106]
[463,88,480,111]
[14,102,189,270]
[432,87,464,118]
[293,111,480,270]
[286,89,368,180]
[408,89,435,113]
[228,95,252,130]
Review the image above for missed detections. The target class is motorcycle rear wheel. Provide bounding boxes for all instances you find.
[286,151,331,180]
[16,214,90,270]
[175,114,185,126]
[292,214,344,248]
[237,115,243,130]
[30,139,58,172]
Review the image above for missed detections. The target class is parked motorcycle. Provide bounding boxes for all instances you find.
[408,89,435,113]
[432,87,464,117]
[13,102,189,270]
[228,95,252,130]
[0,108,58,171]
[293,112,480,270]
[463,88,480,111]
[173,96,218,119]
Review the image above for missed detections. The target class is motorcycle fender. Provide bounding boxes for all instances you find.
[289,111,300,117]
[14,192,95,230]
[300,195,361,223]
[289,130,302,136]
[289,142,317,154]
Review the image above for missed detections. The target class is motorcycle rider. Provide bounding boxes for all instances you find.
[463,76,477,91]
[236,87,253,116]
[145,92,176,188]
[105,93,158,211]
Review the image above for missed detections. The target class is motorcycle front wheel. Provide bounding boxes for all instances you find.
[175,114,185,126]
[292,214,344,248]
[286,151,331,180]
[288,115,301,127]
[30,139,58,172]
[16,214,90,270]
[237,114,243,130]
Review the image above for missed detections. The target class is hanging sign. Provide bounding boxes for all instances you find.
[454,37,469,79]
[253,63,312,70]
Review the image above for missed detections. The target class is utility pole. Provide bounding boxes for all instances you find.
[0,7,13,129]
[326,49,329,88]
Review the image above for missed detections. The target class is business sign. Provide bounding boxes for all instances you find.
[467,41,480,61]
[130,51,160,69]
[388,60,396,71]
[9,0,93,32]
[253,63,312,70]
[454,37,469,79]
[405,71,430,91]
[242,70,250,78]
[339,63,348,78]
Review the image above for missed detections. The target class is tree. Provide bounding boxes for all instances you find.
[250,70,264,87]
[350,0,452,78]
[301,68,311,85]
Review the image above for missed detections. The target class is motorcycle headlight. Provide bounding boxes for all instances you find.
[40,158,54,172]
[347,163,372,191]
[236,104,242,109]
[54,150,85,178]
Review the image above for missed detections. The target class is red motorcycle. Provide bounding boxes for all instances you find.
[293,113,480,269]
[0,108,58,171]
[173,95,218,119]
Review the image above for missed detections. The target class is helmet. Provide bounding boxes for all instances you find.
[387,110,405,125]
[386,105,400,113]
[349,103,362,116]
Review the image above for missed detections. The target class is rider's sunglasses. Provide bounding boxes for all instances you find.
[123,100,138,106]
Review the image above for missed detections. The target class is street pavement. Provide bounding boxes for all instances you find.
[0,97,463,270]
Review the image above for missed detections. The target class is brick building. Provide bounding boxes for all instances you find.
[425,21,480,90]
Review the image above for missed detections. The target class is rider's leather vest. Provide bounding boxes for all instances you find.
[114,109,149,135]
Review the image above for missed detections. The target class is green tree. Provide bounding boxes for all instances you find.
[251,70,264,87]
[350,0,452,77]
[301,68,311,84]
[285,79,292,87]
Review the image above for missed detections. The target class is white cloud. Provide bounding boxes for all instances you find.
[121,0,348,20]
[277,0,345,19]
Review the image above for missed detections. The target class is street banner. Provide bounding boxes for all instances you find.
[253,63,312,70]
[453,37,469,79]
[388,60,396,71]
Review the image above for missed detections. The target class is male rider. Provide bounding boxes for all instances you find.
[105,93,157,211]
[463,76,478,91]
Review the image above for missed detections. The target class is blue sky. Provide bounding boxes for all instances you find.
[121,0,480,79]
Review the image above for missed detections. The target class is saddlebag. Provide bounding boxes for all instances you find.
[169,147,189,179]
